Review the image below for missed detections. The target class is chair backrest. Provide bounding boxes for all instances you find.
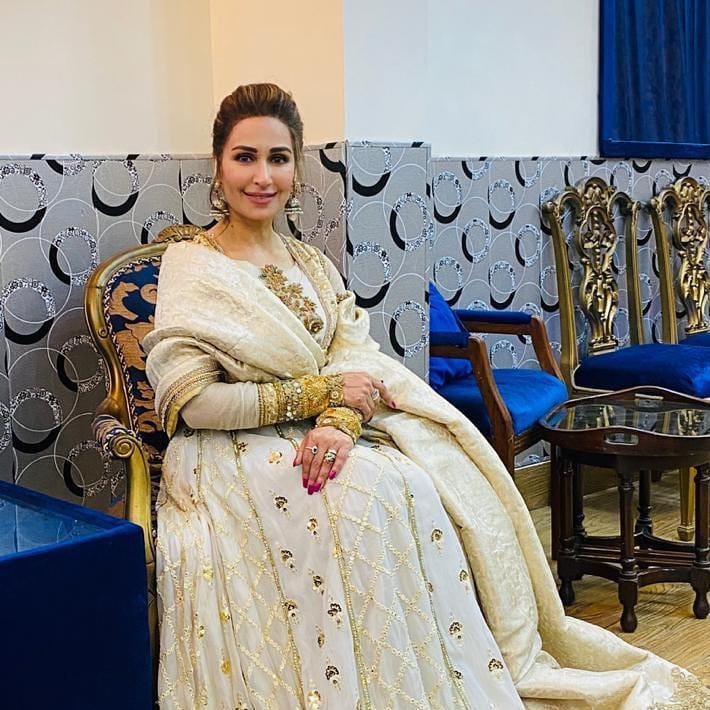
[542,177,642,387]
[85,225,202,466]
[650,176,710,342]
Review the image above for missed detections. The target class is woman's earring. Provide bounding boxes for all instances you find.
[209,179,228,218]
[284,183,303,218]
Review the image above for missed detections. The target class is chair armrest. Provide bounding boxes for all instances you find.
[92,410,142,460]
[454,309,532,326]
[429,330,471,348]
[453,311,563,381]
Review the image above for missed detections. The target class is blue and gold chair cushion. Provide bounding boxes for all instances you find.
[438,369,569,438]
[574,343,710,398]
[681,331,710,347]
[102,257,167,464]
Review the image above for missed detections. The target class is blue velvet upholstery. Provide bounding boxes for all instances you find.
[429,330,470,348]
[682,331,710,347]
[438,369,569,438]
[104,256,167,463]
[429,283,473,389]
[575,343,710,398]
[0,481,151,710]
[454,309,532,325]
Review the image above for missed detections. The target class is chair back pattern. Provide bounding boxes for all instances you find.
[87,225,202,465]
[650,177,710,342]
[543,177,639,386]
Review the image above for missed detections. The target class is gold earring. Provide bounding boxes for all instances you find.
[209,179,228,218]
[284,182,303,218]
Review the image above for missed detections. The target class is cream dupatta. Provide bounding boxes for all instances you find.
[144,236,709,709]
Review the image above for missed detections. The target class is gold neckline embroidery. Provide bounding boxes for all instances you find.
[259,264,324,335]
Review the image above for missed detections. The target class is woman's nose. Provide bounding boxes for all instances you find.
[253,160,272,185]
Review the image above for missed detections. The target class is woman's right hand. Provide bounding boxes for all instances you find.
[340,372,395,421]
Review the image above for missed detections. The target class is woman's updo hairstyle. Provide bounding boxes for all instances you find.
[212,82,304,177]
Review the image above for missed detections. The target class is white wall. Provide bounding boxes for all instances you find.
[209,0,345,148]
[343,0,429,146]
[2,0,214,154]
[344,0,599,157]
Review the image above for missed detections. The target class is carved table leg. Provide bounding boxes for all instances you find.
[550,445,561,562]
[678,467,696,541]
[635,469,653,540]
[618,471,638,632]
[573,462,586,539]
[558,457,576,606]
[692,464,710,619]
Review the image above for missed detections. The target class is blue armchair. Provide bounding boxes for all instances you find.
[428,282,568,476]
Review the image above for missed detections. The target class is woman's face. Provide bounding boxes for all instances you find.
[217,116,296,224]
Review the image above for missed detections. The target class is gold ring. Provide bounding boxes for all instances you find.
[308,445,319,455]
[324,449,337,463]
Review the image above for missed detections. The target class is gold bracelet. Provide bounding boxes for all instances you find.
[257,375,347,425]
[315,406,362,443]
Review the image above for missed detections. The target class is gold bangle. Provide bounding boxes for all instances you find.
[315,406,362,443]
[257,375,347,425]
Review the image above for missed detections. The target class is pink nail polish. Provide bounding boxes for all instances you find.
[302,477,308,488]
[314,482,321,492]
[391,400,397,407]
[292,458,297,467]
[308,485,314,495]
[329,470,337,480]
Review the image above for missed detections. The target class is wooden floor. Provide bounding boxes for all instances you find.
[530,471,710,683]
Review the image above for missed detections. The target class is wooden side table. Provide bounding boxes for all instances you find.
[539,386,710,632]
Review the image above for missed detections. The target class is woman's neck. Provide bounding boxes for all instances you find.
[208,215,293,269]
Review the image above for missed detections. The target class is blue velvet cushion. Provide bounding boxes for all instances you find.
[438,369,568,438]
[681,331,710,347]
[429,282,473,389]
[575,343,710,398]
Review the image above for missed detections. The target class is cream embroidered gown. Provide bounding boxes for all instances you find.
[146,234,710,710]
[154,259,522,709]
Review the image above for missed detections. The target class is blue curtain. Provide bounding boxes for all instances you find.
[600,0,710,158]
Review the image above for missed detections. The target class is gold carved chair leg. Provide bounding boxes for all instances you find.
[678,467,696,541]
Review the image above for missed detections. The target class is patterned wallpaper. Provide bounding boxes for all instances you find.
[0,150,704,508]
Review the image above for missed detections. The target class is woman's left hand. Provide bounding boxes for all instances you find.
[293,426,354,494]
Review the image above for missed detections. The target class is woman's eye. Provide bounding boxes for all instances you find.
[271,154,290,164]
[235,153,253,162]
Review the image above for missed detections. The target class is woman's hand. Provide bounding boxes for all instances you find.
[294,426,354,494]
[340,372,395,422]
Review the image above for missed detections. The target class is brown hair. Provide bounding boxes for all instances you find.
[212,82,304,175]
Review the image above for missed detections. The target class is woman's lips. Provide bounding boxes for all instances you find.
[244,191,277,205]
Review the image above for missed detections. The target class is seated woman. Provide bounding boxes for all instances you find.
[144,83,709,709]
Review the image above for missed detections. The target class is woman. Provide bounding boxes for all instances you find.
[145,84,708,709]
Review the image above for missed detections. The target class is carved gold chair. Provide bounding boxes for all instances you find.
[543,177,710,541]
[84,225,203,673]
[650,176,710,348]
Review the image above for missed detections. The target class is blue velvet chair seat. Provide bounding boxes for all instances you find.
[681,331,710,347]
[438,369,569,439]
[574,343,710,398]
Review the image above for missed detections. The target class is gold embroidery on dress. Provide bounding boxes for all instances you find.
[281,549,296,571]
[316,627,325,648]
[220,656,231,675]
[325,664,341,689]
[449,621,463,642]
[487,658,504,680]
[307,517,320,537]
[327,602,343,627]
[650,667,710,708]
[274,495,289,515]
[260,264,325,335]
[268,450,283,464]
[307,687,323,710]
[311,571,325,594]
[431,528,443,550]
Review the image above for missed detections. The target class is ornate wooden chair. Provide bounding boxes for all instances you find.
[543,177,710,541]
[649,176,710,347]
[84,224,203,669]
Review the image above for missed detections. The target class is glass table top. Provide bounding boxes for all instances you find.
[0,485,107,558]
[542,390,710,439]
